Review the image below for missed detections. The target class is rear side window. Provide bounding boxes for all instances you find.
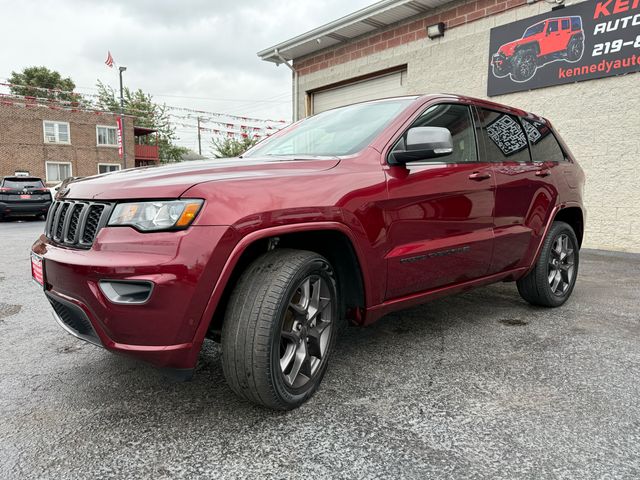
[571,17,581,31]
[478,109,530,163]
[561,19,570,30]
[2,178,45,189]
[521,118,566,163]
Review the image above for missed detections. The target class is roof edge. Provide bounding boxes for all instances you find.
[257,0,416,63]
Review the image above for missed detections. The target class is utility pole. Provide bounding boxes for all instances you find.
[197,116,202,156]
[119,66,127,168]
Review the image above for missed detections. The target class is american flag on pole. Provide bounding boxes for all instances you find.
[105,51,114,68]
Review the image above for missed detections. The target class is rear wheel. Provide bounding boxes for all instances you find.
[221,249,338,410]
[512,48,537,81]
[517,221,579,307]
[567,37,584,62]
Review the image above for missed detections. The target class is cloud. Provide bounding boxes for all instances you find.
[0,0,372,150]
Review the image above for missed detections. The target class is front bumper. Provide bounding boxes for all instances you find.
[0,201,51,217]
[32,224,236,369]
[492,52,509,68]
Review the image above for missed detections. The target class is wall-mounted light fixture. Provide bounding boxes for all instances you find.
[427,22,445,39]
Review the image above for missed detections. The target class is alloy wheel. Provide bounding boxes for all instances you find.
[548,233,575,296]
[280,275,333,389]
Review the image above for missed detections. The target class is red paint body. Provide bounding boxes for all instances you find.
[31,94,585,371]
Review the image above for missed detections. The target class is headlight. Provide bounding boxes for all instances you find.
[108,199,203,231]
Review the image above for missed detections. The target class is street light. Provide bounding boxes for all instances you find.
[119,66,127,168]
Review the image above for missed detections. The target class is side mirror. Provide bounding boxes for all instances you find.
[389,126,453,165]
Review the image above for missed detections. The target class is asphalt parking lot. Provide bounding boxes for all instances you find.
[1,219,639,479]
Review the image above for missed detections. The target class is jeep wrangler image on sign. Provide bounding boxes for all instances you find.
[488,0,640,96]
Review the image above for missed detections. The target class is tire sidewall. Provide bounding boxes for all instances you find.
[269,256,339,407]
[513,49,537,81]
[536,223,580,307]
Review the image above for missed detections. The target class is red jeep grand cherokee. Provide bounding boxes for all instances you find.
[31,94,585,409]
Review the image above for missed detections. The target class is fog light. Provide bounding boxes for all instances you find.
[427,22,445,39]
[99,280,154,305]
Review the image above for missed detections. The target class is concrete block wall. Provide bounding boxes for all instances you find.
[294,0,640,252]
[0,104,134,183]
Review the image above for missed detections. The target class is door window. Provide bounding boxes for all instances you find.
[391,104,477,163]
[547,20,559,33]
[521,118,566,163]
[478,109,530,162]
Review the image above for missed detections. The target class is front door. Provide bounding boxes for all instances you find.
[383,103,496,300]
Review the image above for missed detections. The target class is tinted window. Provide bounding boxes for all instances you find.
[391,104,477,163]
[547,20,559,33]
[244,98,415,157]
[561,19,570,30]
[479,109,530,162]
[522,118,566,163]
[571,17,581,31]
[524,22,544,38]
[2,178,45,189]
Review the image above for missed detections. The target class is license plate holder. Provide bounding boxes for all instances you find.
[20,194,32,199]
[31,253,45,289]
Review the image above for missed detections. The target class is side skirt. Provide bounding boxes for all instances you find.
[362,266,528,325]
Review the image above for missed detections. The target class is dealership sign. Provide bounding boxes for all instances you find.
[487,0,640,96]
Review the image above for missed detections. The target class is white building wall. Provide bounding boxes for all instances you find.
[295,2,640,252]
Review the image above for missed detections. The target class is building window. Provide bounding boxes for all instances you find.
[97,125,118,146]
[45,162,72,183]
[43,121,70,144]
[98,163,121,174]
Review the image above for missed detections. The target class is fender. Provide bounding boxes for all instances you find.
[523,201,585,276]
[185,221,371,365]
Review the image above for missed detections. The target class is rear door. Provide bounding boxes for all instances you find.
[383,102,496,299]
[476,108,558,274]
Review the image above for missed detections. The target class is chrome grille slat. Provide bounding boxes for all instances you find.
[45,200,113,249]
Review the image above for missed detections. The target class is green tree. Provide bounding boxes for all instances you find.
[8,66,81,103]
[95,80,187,163]
[211,135,260,158]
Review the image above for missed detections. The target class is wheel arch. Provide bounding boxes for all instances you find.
[204,223,367,341]
[515,41,540,55]
[553,206,584,247]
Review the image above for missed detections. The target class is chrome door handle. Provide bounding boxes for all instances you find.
[468,172,491,181]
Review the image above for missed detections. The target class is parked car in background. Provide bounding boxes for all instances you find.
[32,94,585,410]
[0,176,52,220]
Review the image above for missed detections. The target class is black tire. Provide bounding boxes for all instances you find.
[221,248,339,410]
[517,221,579,307]
[566,37,584,62]
[512,48,537,82]
[492,62,510,78]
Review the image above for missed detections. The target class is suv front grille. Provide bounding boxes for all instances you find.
[46,200,113,249]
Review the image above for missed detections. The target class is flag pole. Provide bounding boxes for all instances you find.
[118,66,127,169]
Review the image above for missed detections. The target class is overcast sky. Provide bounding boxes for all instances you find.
[0,0,372,153]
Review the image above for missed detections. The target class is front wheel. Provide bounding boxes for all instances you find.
[222,249,338,410]
[512,48,537,82]
[517,221,579,307]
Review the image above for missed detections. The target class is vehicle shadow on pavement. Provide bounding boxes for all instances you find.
[70,281,543,418]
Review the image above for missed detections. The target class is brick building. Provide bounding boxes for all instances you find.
[259,0,640,252]
[0,103,159,184]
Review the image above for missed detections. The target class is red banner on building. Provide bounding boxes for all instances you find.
[116,116,123,158]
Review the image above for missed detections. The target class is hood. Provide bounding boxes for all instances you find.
[62,156,341,200]
[498,39,521,56]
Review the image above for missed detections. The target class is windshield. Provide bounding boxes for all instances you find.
[523,22,544,38]
[244,97,416,158]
